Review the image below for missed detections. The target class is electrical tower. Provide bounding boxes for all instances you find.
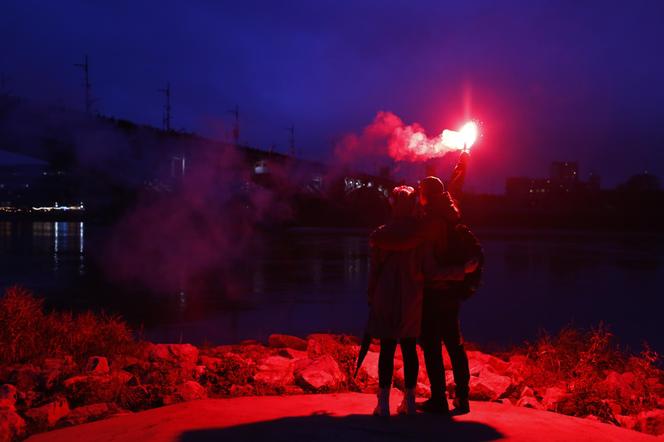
[229,105,239,145]
[287,125,295,158]
[74,55,93,113]
[158,83,172,131]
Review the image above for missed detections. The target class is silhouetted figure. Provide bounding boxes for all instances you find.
[367,184,476,416]
[371,152,477,415]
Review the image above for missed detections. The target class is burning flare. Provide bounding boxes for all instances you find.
[334,112,481,163]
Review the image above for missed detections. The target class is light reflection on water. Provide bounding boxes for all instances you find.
[0,222,662,352]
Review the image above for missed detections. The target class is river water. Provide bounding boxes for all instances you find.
[0,221,662,352]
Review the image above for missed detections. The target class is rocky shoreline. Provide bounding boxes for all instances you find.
[1,332,663,441]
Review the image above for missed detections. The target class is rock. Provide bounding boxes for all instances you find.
[283,385,304,395]
[616,414,638,431]
[268,334,308,351]
[43,356,75,371]
[516,396,544,410]
[229,384,254,397]
[200,356,223,371]
[253,356,295,387]
[541,386,568,411]
[193,365,206,380]
[147,344,199,368]
[467,351,510,375]
[174,381,207,402]
[469,369,512,401]
[600,370,637,402]
[63,403,115,426]
[295,355,344,392]
[519,386,535,398]
[0,385,17,411]
[635,409,664,436]
[4,364,41,392]
[500,398,513,405]
[0,409,26,442]
[505,354,529,382]
[63,374,124,405]
[85,356,110,375]
[277,348,308,360]
[24,398,70,429]
[306,334,342,358]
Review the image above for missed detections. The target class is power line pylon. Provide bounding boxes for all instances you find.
[158,83,172,132]
[74,55,93,113]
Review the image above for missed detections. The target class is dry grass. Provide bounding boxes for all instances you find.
[521,324,662,421]
[0,286,137,365]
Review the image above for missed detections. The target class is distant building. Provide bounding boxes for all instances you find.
[506,161,600,207]
[0,149,49,207]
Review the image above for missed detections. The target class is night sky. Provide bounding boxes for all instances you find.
[2,0,664,192]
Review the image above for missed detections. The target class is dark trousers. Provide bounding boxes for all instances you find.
[378,338,418,389]
[420,289,470,401]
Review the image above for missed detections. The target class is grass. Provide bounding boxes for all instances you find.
[0,286,138,365]
[519,324,662,421]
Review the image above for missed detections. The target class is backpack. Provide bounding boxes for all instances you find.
[446,223,485,300]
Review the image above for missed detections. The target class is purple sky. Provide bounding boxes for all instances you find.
[2,0,664,192]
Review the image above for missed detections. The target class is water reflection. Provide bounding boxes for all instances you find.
[0,223,662,352]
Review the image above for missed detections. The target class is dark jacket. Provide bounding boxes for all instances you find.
[369,153,467,289]
[367,217,467,339]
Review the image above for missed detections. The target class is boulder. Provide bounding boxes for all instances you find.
[268,334,308,351]
[24,398,70,429]
[467,351,510,375]
[229,384,254,397]
[147,344,199,368]
[0,409,26,442]
[520,386,535,398]
[253,356,295,387]
[541,386,568,411]
[200,356,223,371]
[295,355,344,392]
[516,396,544,410]
[469,369,512,401]
[174,381,207,402]
[85,356,110,375]
[635,409,664,436]
[277,348,308,360]
[0,385,17,411]
[306,334,342,358]
[63,374,124,405]
[63,402,116,426]
[616,414,638,431]
[3,364,41,392]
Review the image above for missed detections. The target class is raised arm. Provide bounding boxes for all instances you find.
[447,151,469,200]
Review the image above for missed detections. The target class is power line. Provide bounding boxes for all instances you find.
[74,55,93,113]
[158,82,172,132]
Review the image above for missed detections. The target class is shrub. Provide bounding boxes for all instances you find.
[522,323,662,423]
[0,286,137,365]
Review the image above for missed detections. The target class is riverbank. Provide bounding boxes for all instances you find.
[1,289,663,440]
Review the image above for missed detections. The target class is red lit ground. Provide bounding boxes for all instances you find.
[27,392,659,442]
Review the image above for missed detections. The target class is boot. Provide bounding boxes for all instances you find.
[397,388,417,415]
[417,396,450,415]
[373,387,390,417]
[452,396,470,415]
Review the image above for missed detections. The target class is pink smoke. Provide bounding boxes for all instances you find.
[334,111,462,163]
